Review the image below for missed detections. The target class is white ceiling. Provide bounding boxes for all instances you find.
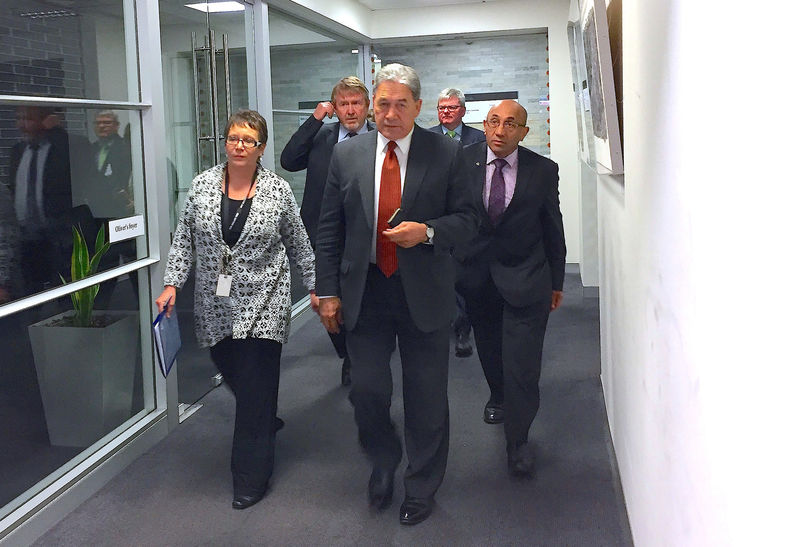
[357,0,497,10]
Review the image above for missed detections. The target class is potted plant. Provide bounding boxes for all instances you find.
[28,226,139,447]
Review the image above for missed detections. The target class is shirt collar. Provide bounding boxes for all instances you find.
[442,123,462,137]
[377,126,414,156]
[338,121,369,142]
[486,146,519,169]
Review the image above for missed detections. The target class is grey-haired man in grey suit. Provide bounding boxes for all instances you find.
[315,64,477,525]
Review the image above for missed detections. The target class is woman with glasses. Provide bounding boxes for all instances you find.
[155,110,315,510]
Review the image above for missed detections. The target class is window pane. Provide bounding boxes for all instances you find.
[0,271,150,518]
[0,104,147,304]
[0,0,137,102]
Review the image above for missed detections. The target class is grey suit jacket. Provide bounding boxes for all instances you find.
[455,142,566,307]
[428,123,486,146]
[280,116,375,246]
[315,125,478,332]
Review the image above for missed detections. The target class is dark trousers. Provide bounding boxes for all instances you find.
[346,265,450,499]
[464,280,551,444]
[209,336,282,497]
[453,292,471,340]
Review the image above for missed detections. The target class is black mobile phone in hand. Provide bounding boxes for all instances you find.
[387,208,404,228]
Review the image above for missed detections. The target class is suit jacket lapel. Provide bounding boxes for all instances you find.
[401,125,430,209]
[360,133,377,231]
[471,142,492,225]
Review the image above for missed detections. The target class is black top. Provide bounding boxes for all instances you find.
[221,194,252,247]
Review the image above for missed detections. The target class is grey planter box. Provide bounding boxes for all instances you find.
[28,311,139,447]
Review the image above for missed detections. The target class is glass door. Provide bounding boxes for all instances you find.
[159,0,254,414]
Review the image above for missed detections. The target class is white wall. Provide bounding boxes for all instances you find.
[598,0,799,544]
[278,0,583,265]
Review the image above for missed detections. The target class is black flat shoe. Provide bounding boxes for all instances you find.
[483,402,505,424]
[454,336,473,358]
[232,491,265,510]
[367,466,394,511]
[399,496,434,525]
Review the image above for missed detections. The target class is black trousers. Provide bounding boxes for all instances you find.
[328,330,348,359]
[464,280,551,444]
[453,292,472,340]
[209,336,282,497]
[346,265,450,499]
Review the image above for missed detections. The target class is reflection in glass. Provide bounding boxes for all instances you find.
[0,105,146,304]
[0,273,146,516]
[0,1,136,102]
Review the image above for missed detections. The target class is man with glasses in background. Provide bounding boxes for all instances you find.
[429,88,485,359]
[454,100,566,479]
[281,76,374,387]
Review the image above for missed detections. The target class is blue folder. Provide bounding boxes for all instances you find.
[152,298,181,378]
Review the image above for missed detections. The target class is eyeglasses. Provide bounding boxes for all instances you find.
[224,135,262,149]
[437,105,462,112]
[485,119,525,130]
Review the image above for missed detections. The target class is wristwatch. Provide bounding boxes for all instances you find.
[425,223,434,243]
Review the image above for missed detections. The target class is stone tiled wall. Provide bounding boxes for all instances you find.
[374,33,551,155]
[0,9,86,183]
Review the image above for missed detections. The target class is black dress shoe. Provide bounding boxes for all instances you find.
[341,356,352,386]
[232,491,265,510]
[507,441,534,479]
[368,467,393,510]
[483,402,505,424]
[454,336,473,358]
[399,496,434,525]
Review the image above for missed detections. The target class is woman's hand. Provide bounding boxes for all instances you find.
[155,286,177,317]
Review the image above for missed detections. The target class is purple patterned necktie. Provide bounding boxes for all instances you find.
[487,158,507,224]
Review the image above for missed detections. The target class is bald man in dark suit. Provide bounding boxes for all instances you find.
[456,100,566,479]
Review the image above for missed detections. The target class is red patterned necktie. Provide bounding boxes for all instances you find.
[376,141,400,277]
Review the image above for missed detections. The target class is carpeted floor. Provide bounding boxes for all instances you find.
[33,273,632,546]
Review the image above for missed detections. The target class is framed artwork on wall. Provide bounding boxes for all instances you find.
[576,0,623,174]
[567,21,591,164]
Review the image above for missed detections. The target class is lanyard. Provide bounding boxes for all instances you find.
[224,167,257,232]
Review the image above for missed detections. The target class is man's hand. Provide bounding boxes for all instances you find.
[319,296,344,334]
[382,221,428,248]
[551,290,563,311]
[313,102,335,121]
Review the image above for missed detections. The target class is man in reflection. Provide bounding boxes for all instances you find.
[428,88,486,359]
[8,106,74,295]
[89,110,133,219]
[280,76,374,387]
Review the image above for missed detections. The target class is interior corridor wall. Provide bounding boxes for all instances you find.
[596,0,798,544]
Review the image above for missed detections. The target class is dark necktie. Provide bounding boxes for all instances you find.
[346,131,357,139]
[376,141,400,277]
[27,143,40,223]
[487,158,507,224]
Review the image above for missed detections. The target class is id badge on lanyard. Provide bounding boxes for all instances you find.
[216,252,232,297]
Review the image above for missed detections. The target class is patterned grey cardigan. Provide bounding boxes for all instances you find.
[163,163,315,347]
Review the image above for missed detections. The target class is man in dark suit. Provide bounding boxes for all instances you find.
[281,76,374,386]
[428,87,485,359]
[9,106,76,295]
[455,100,566,479]
[315,64,477,525]
[89,110,132,219]
[428,87,485,145]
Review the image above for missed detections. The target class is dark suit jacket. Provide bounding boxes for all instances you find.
[455,142,566,307]
[9,126,74,221]
[428,123,486,146]
[280,115,375,246]
[89,134,133,218]
[316,124,478,332]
